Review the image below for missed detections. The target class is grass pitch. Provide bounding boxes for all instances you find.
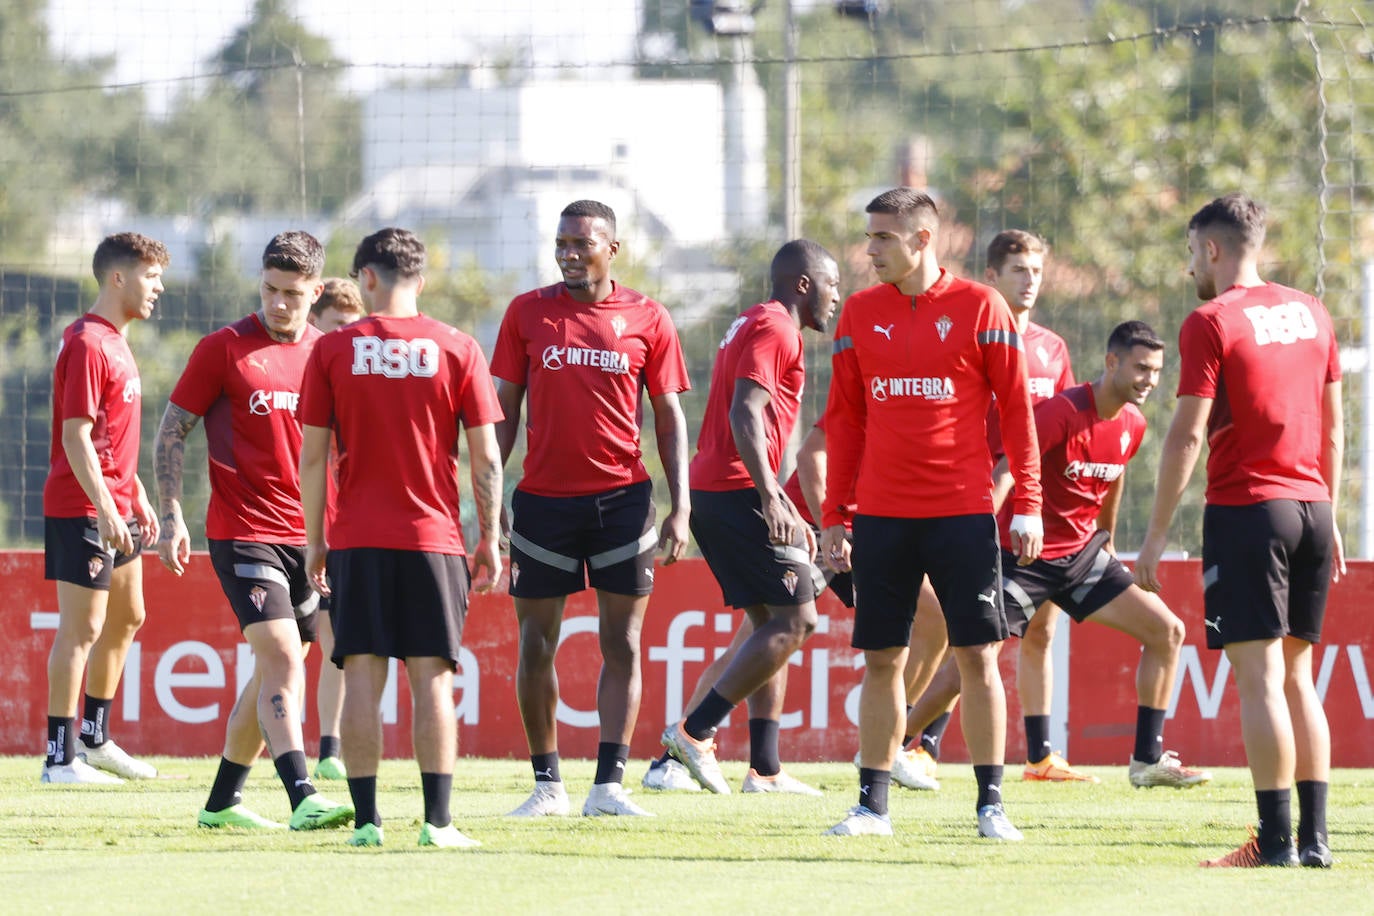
[2,756,1371,913]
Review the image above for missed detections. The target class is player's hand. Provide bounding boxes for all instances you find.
[134,491,159,547]
[96,505,135,557]
[760,491,796,549]
[306,543,331,597]
[821,525,850,573]
[469,535,502,593]
[1133,534,1166,593]
[1332,522,1347,584]
[659,508,689,565]
[1009,514,1043,566]
[157,514,192,576]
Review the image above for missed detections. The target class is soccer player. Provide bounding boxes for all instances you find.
[996,320,1210,789]
[658,240,840,796]
[300,228,504,849]
[494,200,690,818]
[821,188,1042,840]
[155,232,354,832]
[305,277,366,782]
[1136,194,1342,869]
[906,229,1082,783]
[42,232,167,785]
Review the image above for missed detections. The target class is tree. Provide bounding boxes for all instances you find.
[122,0,360,217]
[0,0,143,266]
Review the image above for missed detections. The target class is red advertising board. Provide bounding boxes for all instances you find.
[3,551,1371,765]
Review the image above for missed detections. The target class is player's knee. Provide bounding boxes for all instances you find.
[1021,621,1052,655]
[598,629,640,671]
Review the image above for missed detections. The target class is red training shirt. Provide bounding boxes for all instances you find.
[490,282,690,497]
[1176,282,1339,506]
[43,314,143,519]
[986,320,1074,459]
[169,314,321,544]
[997,383,1144,559]
[823,270,1042,527]
[299,314,503,554]
[689,300,804,491]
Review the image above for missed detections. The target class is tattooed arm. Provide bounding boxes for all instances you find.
[153,402,203,575]
[465,422,503,594]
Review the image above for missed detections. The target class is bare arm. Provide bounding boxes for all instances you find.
[62,416,132,556]
[1322,379,1345,581]
[301,423,332,595]
[650,390,690,564]
[493,379,525,469]
[1135,395,1211,592]
[793,424,827,526]
[466,422,504,593]
[729,378,795,547]
[1098,473,1124,554]
[153,402,202,574]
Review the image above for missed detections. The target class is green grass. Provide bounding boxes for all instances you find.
[2,757,1371,914]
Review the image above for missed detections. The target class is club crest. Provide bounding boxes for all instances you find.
[87,555,106,581]
[249,585,268,612]
[935,315,953,341]
[610,314,627,339]
[782,568,799,596]
[1121,430,1132,455]
[510,561,521,587]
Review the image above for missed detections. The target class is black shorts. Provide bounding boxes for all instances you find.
[1000,532,1132,637]
[44,516,142,590]
[1201,500,1333,649]
[208,540,319,643]
[326,547,470,667]
[508,480,657,598]
[851,513,1007,650]
[690,488,822,609]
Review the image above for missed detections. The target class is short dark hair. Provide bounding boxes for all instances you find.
[262,230,325,278]
[865,187,939,232]
[311,277,365,318]
[1107,320,1165,355]
[560,199,617,236]
[92,232,170,284]
[770,238,836,292]
[351,228,426,282]
[1188,193,1267,253]
[986,229,1048,273]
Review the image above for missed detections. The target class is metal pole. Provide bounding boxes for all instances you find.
[782,0,801,240]
[1362,261,1374,557]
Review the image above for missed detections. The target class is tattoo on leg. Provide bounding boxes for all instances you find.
[271,694,287,720]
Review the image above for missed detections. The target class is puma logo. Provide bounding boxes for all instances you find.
[535,768,554,779]
[542,317,562,331]
[1205,617,1221,632]
[977,589,997,606]
[874,323,894,340]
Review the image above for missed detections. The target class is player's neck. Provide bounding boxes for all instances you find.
[1091,377,1126,419]
[368,292,420,318]
[1011,308,1032,333]
[566,278,615,304]
[1214,258,1264,292]
[893,259,941,298]
[88,295,132,335]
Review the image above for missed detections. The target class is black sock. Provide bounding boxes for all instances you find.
[1296,780,1328,849]
[858,768,891,816]
[974,764,1005,809]
[81,696,114,748]
[205,759,253,812]
[531,752,561,783]
[1256,788,1293,855]
[594,743,630,785]
[922,712,952,760]
[651,750,672,769]
[1133,706,1167,764]
[684,688,735,741]
[348,776,380,827]
[421,772,452,827]
[274,750,316,810]
[1024,715,1052,763]
[46,716,77,766]
[748,719,781,777]
[901,705,916,747]
[319,735,341,760]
